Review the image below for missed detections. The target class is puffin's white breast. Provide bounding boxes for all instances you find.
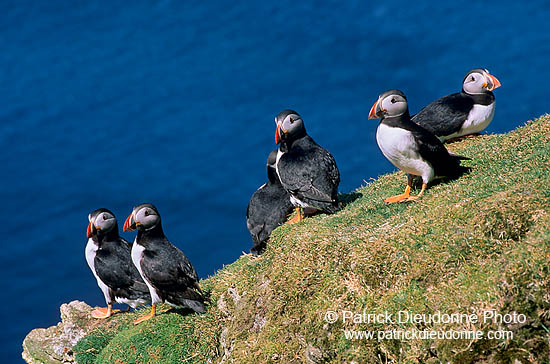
[85,238,111,303]
[445,102,495,140]
[275,148,285,181]
[376,123,434,182]
[115,296,149,308]
[131,239,161,304]
[289,194,310,208]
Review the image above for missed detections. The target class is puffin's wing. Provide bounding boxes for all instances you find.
[141,242,200,292]
[176,249,200,285]
[173,248,204,298]
[278,147,339,203]
[412,93,474,136]
[408,123,456,169]
[247,200,267,246]
[246,191,265,233]
[94,247,133,289]
[140,245,205,312]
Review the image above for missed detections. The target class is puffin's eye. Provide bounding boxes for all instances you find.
[144,210,150,216]
[103,214,107,220]
[391,98,396,104]
[289,117,294,124]
[470,76,475,81]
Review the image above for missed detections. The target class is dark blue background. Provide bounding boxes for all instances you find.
[2,1,549,362]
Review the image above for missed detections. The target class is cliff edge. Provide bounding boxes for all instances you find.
[23,115,550,363]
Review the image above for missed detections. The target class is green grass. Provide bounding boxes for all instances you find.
[74,115,550,363]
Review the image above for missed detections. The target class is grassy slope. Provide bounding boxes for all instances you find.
[74,115,550,364]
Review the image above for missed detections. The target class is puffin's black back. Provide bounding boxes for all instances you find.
[137,226,206,313]
[277,135,340,213]
[93,236,150,302]
[412,92,495,137]
[246,149,294,255]
[265,148,280,184]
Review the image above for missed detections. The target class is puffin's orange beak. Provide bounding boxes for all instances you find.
[123,213,136,232]
[275,124,288,144]
[86,221,93,238]
[369,99,381,119]
[486,73,501,91]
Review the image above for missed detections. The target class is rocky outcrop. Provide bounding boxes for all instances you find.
[22,301,97,364]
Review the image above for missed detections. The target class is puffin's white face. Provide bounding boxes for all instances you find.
[369,89,409,120]
[92,211,117,234]
[462,69,501,94]
[380,93,408,117]
[134,205,160,230]
[87,209,117,238]
[278,113,302,134]
[275,110,304,144]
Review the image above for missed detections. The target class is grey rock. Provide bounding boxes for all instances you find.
[22,300,95,364]
[305,343,323,364]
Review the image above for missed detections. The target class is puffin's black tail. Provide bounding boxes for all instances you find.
[250,237,267,256]
[445,154,472,179]
[322,201,341,214]
[248,222,268,256]
[166,287,207,313]
[449,152,471,161]
[180,298,207,313]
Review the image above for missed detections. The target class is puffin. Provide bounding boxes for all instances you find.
[246,149,294,255]
[85,208,151,319]
[368,90,470,203]
[412,68,501,142]
[123,203,206,324]
[274,109,340,223]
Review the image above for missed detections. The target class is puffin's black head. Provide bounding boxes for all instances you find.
[274,109,306,145]
[266,149,279,183]
[462,68,501,94]
[87,208,118,239]
[368,89,408,120]
[123,203,161,232]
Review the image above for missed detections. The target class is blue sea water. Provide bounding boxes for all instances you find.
[1,1,549,362]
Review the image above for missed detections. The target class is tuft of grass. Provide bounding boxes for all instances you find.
[74,115,550,363]
[74,330,116,364]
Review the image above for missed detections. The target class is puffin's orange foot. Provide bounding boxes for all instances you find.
[384,185,411,204]
[385,183,426,203]
[157,306,173,314]
[383,184,426,204]
[384,193,411,204]
[286,214,302,224]
[134,304,157,325]
[133,312,155,325]
[91,307,108,318]
[91,306,121,319]
[286,207,303,225]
